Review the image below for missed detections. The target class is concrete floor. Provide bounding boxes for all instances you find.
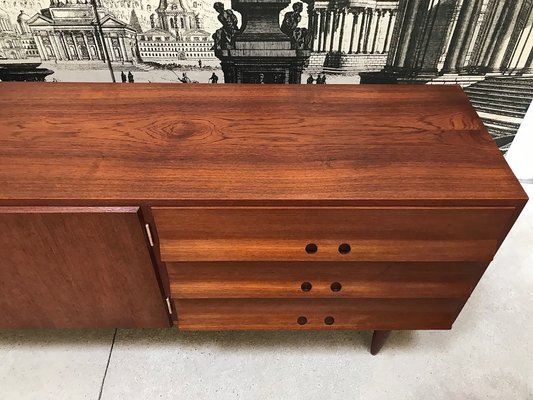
[1,183,531,400]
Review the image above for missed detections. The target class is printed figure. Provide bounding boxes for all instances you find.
[198,59,202,68]
[178,72,192,83]
[306,74,314,84]
[316,74,327,84]
[121,71,126,82]
[280,2,311,49]
[128,71,134,83]
[212,2,239,50]
[208,72,219,83]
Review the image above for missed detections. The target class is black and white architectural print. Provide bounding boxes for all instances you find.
[0,0,532,151]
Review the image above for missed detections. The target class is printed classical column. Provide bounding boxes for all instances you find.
[486,0,523,72]
[34,34,48,61]
[311,10,319,51]
[52,33,67,60]
[119,35,128,62]
[370,9,382,53]
[384,0,408,65]
[441,0,484,73]
[70,32,81,60]
[56,34,67,60]
[329,9,338,52]
[478,0,508,67]
[513,9,533,74]
[382,9,395,53]
[46,33,60,60]
[499,0,533,73]
[82,32,92,60]
[521,46,533,74]
[322,9,331,52]
[59,32,71,60]
[468,0,497,68]
[362,8,374,53]
[341,9,353,52]
[372,9,384,54]
[316,10,323,52]
[337,9,346,52]
[392,0,428,67]
[106,35,116,61]
[356,8,366,53]
[103,35,112,61]
[92,32,103,61]
[348,9,358,54]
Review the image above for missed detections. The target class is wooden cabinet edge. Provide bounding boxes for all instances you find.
[138,205,175,324]
[0,206,141,213]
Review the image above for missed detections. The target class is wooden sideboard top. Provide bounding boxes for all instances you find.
[0,83,527,206]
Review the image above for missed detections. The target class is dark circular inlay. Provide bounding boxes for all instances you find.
[330,282,342,292]
[338,243,351,255]
[297,316,308,325]
[301,281,312,292]
[305,243,318,254]
[324,316,335,325]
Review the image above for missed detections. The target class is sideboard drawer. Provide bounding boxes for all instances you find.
[173,298,464,330]
[167,262,486,299]
[152,207,515,262]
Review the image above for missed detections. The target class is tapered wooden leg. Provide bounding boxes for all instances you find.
[370,330,391,355]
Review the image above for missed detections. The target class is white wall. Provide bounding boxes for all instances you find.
[507,101,533,182]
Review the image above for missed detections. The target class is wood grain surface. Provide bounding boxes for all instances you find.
[0,83,527,206]
[174,298,464,330]
[153,206,515,262]
[0,83,527,334]
[167,262,487,299]
[0,209,170,328]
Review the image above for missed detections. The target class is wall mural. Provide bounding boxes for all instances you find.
[0,0,532,151]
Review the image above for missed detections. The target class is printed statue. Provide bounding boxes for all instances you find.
[212,2,239,50]
[281,2,312,50]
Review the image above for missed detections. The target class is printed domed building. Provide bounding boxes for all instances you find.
[155,0,198,39]
[16,10,39,58]
[27,0,136,62]
[0,8,26,59]
[138,0,214,62]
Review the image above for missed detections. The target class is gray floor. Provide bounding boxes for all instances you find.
[1,184,532,400]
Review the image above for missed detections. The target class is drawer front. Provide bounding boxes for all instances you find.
[168,262,486,299]
[152,207,514,262]
[174,298,464,330]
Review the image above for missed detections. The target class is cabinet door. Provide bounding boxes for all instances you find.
[0,208,170,328]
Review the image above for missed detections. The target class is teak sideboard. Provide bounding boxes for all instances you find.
[0,83,527,354]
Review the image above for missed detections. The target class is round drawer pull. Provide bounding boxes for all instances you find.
[324,316,335,325]
[301,281,312,292]
[330,282,342,292]
[297,316,308,325]
[305,243,318,254]
[338,243,351,254]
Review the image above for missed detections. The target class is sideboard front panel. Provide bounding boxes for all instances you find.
[0,209,170,328]
[167,261,487,299]
[153,207,516,262]
[174,298,464,330]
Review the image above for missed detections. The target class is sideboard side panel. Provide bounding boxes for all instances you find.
[0,209,170,328]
